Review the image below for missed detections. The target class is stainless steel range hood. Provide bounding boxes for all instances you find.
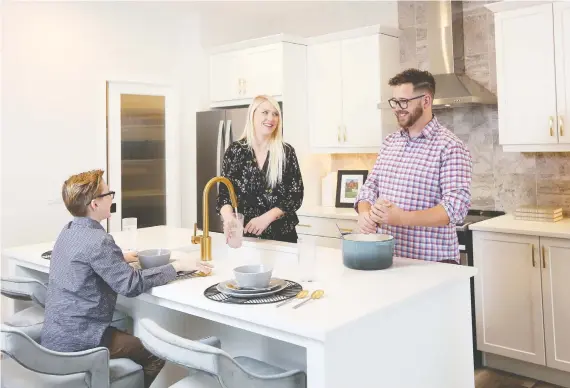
[427,1,497,108]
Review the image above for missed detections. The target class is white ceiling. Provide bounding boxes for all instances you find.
[195,1,399,47]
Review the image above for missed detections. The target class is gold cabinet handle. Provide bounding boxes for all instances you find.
[550,116,554,136]
[560,116,565,136]
[337,126,341,143]
[542,246,547,268]
[531,244,536,267]
[343,125,347,142]
[238,78,246,95]
[298,224,311,228]
[339,228,352,232]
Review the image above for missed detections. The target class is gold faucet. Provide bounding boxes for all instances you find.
[192,176,238,262]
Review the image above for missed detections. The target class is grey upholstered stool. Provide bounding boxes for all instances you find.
[1,276,48,341]
[1,276,133,339]
[1,325,144,388]
[138,318,307,388]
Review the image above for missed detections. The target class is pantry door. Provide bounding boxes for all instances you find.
[106,81,180,233]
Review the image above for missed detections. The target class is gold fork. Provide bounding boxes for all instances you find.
[276,290,309,308]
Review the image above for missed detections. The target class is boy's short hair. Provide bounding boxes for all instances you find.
[62,169,105,217]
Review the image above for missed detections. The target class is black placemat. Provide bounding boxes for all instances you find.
[204,280,302,305]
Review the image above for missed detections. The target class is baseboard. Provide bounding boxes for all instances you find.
[484,353,570,388]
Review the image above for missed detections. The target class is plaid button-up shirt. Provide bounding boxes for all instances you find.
[355,116,472,262]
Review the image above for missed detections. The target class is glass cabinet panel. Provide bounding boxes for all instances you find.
[119,94,166,228]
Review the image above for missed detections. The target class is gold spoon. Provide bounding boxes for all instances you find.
[293,289,324,309]
[276,290,309,308]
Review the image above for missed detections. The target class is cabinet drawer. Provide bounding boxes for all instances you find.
[296,215,357,238]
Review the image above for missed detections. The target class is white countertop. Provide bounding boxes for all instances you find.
[297,205,358,220]
[469,214,570,239]
[3,226,476,342]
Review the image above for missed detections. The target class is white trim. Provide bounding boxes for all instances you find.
[311,146,381,154]
[502,143,570,152]
[208,33,306,54]
[485,353,570,388]
[485,1,555,14]
[305,25,400,46]
[209,95,282,108]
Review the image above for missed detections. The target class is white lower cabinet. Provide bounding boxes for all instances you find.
[541,237,570,373]
[473,231,570,372]
[296,215,357,249]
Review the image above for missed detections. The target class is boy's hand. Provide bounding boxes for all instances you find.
[123,251,138,263]
[172,258,213,275]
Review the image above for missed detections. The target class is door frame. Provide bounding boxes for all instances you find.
[106,81,181,232]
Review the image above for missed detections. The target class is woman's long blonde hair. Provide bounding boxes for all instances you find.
[240,95,285,188]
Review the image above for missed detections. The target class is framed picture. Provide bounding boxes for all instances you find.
[335,170,368,208]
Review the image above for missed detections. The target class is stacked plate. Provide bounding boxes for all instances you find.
[216,278,288,298]
[515,205,564,222]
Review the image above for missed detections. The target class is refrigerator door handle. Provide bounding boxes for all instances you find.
[225,120,232,151]
[216,120,224,176]
[216,120,224,195]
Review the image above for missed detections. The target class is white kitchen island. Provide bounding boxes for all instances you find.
[3,226,478,388]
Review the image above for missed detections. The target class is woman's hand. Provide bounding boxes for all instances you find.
[221,208,240,244]
[123,251,138,263]
[244,213,274,236]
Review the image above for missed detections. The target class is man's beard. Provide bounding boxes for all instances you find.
[395,104,423,129]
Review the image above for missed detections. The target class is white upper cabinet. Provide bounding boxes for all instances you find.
[554,1,570,147]
[209,38,300,107]
[307,27,400,153]
[488,2,570,152]
[307,40,343,148]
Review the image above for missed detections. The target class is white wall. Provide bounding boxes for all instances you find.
[1,1,205,250]
[199,1,399,47]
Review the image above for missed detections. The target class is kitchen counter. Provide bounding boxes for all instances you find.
[297,205,358,220]
[3,226,477,388]
[469,214,570,239]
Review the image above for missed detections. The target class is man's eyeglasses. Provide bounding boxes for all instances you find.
[388,94,425,109]
[94,191,115,200]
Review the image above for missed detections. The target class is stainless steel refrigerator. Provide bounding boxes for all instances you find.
[196,108,248,233]
[196,103,283,233]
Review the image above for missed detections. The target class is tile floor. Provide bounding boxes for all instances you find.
[475,368,563,388]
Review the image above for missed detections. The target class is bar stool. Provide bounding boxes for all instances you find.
[1,324,144,388]
[1,276,133,339]
[138,318,307,388]
[1,276,48,341]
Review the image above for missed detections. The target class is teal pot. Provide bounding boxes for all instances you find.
[342,234,394,270]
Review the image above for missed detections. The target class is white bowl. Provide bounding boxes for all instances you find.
[233,265,272,289]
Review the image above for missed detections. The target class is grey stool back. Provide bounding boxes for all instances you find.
[138,318,306,388]
[1,276,48,340]
[1,276,132,337]
[0,324,144,388]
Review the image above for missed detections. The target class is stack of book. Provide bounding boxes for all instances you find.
[514,205,564,222]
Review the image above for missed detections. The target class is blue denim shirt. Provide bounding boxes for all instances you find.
[41,217,176,352]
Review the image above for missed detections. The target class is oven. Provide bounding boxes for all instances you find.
[456,209,505,368]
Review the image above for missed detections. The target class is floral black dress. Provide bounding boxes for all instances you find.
[216,139,304,243]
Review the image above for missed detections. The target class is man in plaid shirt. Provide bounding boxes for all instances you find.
[354,69,472,263]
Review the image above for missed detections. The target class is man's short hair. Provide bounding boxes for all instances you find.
[62,169,104,217]
[388,68,436,97]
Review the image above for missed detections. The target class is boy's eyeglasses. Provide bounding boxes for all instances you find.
[94,191,115,200]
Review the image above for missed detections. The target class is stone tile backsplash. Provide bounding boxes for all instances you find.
[330,0,570,215]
